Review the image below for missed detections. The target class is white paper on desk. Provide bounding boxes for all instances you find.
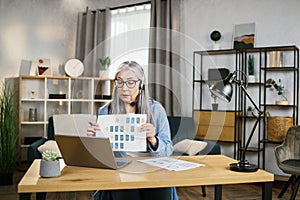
[138,157,205,171]
[97,114,147,152]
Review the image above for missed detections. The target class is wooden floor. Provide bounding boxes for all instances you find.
[1,166,300,200]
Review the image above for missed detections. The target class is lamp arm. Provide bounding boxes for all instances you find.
[238,83,264,161]
[234,80,263,115]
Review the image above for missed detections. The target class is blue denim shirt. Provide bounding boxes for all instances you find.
[98,99,178,200]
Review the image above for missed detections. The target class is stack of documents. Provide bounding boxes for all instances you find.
[138,157,204,171]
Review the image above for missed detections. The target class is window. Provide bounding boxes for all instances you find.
[110,4,151,75]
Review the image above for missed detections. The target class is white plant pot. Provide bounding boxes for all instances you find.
[98,70,111,97]
[212,43,220,50]
[39,160,60,178]
[211,103,219,111]
[248,75,255,82]
[247,111,252,116]
[99,70,109,78]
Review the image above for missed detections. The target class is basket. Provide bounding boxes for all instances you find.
[267,116,293,142]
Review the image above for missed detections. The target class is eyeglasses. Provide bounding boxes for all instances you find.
[115,79,141,89]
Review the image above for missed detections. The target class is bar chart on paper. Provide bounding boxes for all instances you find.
[97,114,147,151]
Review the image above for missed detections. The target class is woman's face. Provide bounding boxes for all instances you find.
[115,69,141,104]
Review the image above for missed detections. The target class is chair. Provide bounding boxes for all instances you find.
[275,126,300,200]
[27,117,55,165]
[167,116,221,197]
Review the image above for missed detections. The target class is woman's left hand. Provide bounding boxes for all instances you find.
[140,123,157,147]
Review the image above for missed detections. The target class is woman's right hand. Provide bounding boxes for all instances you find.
[87,122,100,136]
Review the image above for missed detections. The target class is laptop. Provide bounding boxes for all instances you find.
[53,114,96,136]
[53,114,131,169]
[55,134,131,169]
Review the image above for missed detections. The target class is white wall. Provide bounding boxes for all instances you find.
[180,0,300,117]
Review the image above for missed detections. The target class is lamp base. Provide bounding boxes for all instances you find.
[229,160,258,172]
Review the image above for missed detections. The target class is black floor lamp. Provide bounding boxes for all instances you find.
[209,70,263,172]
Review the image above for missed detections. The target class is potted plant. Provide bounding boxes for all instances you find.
[266,78,288,105]
[0,83,18,185]
[248,55,255,82]
[98,56,111,78]
[210,30,222,50]
[211,93,218,111]
[247,106,254,116]
[39,150,61,178]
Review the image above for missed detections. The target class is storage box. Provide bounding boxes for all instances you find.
[267,116,293,142]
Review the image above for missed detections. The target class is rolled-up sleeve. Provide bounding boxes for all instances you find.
[148,101,174,157]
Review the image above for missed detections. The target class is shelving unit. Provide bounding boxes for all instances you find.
[193,49,241,159]
[193,45,299,169]
[259,46,299,169]
[5,76,114,161]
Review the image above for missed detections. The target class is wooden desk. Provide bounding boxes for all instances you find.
[18,155,274,200]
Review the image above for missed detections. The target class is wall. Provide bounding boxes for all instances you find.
[180,0,300,117]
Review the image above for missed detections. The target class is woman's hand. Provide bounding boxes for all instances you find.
[140,123,157,148]
[87,122,100,136]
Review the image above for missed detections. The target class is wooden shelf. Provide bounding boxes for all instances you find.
[260,139,283,144]
[5,76,114,161]
[239,147,263,152]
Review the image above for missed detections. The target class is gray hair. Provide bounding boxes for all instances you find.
[110,61,154,124]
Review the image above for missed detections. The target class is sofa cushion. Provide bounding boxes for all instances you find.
[37,140,61,157]
[168,116,197,144]
[174,139,207,156]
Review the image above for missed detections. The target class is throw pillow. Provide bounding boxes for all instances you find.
[174,139,207,156]
[37,140,62,157]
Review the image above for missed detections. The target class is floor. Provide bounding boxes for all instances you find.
[1,165,299,200]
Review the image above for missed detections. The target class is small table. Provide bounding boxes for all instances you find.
[18,155,274,200]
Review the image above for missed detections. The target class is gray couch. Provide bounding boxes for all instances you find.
[168,116,221,156]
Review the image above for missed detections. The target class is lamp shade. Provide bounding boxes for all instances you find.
[209,72,235,103]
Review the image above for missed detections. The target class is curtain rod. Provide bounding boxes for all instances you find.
[84,1,151,13]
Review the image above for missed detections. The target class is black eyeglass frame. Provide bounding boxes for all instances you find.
[114,79,141,89]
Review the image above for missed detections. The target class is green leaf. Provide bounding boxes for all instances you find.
[99,56,111,69]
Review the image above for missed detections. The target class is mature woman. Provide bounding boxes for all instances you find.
[87,61,177,200]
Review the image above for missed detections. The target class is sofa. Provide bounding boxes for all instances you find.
[27,117,55,165]
[168,116,221,156]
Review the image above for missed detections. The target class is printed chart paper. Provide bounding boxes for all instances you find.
[138,157,205,171]
[97,114,147,151]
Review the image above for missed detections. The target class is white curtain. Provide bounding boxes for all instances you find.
[109,4,151,77]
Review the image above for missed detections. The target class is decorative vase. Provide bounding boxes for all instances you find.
[211,103,218,111]
[39,160,60,178]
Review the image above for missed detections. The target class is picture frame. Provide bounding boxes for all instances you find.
[36,58,52,76]
[233,22,255,50]
[19,59,32,76]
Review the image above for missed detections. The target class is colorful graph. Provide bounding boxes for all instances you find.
[97,114,147,151]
